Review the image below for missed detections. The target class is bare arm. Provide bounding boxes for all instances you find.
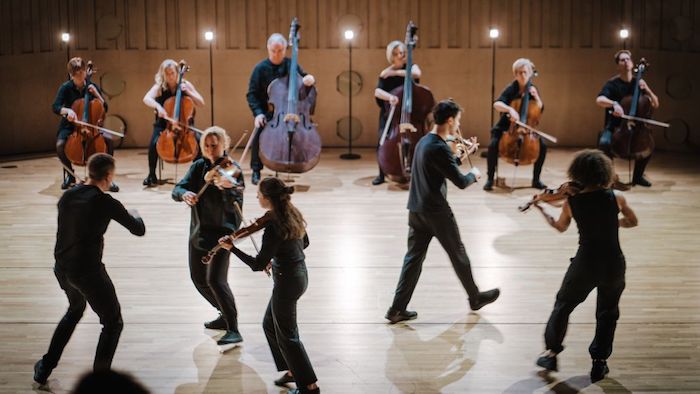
[596,95,625,117]
[494,101,520,120]
[143,84,167,117]
[615,190,638,228]
[182,80,205,106]
[535,200,572,233]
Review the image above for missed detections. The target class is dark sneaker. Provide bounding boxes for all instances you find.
[536,353,558,372]
[532,179,547,190]
[216,330,243,346]
[483,179,494,191]
[33,359,51,385]
[385,308,417,324]
[109,182,120,192]
[204,314,227,330]
[469,288,500,311]
[371,174,385,185]
[287,387,320,394]
[590,359,609,382]
[252,170,261,185]
[633,176,652,187]
[61,174,76,190]
[274,372,295,386]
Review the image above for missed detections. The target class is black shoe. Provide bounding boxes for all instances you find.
[633,176,652,187]
[483,179,494,191]
[532,179,547,190]
[590,359,609,382]
[385,308,417,324]
[217,330,243,345]
[33,359,51,385]
[109,182,119,192]
[252,170,261,185]
[204,314,227,330]
[469,288,500,311]
[371,174,385,185]
[142,174,157,187]
[274,372,295,387]
[287,387,320,394]
[536,353,558,372]
[61,174,76,190]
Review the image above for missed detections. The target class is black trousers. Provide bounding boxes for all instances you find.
[189,245,239,331]
[486,130,546,181]
[391,211,480,312]
[263,265,317,386]
[598,128,651,180]
[57,129,115,176]
[544,253,626,359]
[250,126,264,172]
[42,265,123,371]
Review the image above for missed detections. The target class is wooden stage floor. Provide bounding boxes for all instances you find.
[1,148,699,393]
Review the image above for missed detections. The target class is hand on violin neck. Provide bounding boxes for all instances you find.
[182,191,198,206]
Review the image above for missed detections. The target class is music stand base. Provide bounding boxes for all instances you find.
[340,153,361,160]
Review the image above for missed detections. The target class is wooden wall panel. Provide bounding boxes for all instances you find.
[573,0,594,48]
[223,0,244,49]
[145,0,166,49]
[471,0,490,48]
[195,0,217,49]
[446,0,469,49]
[0,1,13,55]
[95,0,119,50]
[37,0,53,52]
[13,0,34,54]
[546,0,569,48]
[298,0,318,49]
[599,0,623,48]
[693,0,700,52]
[418,0,440,48]
[245,0,265,48]
[641,0,662,49]
[527,0,543,48]
[71,0,94,50]
[125,0,146,49]
[661,0,685,51]
[175,0,195,49]
[346,0,368,48]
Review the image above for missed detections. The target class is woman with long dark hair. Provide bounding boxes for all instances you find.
[218,177,319,394]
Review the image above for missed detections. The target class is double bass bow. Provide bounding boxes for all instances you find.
[258,17,322,174]
[156,60,199,164]
[377,21,435,183]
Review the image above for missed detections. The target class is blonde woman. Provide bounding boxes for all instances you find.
[142,59,205,186]
[172,126,244,347]
[372,40,422,185]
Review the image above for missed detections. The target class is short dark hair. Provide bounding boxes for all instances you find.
[567,149,613,188]
[87,153,115,181]
[432,99,462,125]
[614,50,631,63]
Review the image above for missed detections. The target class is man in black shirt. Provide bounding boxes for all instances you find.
[484,58,547,191]
[595,50,660,187]
[34,153,146,386]
[52,58,118,191]
[246,33,316,185]
[385,99,500,324]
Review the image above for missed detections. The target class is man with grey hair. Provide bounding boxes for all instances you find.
[246,33,316,185]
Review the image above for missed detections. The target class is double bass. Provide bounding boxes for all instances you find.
[498,72,542,167]
[378,21,435,183]
[156,60,199,164]
[611,58,655,160]
[259,17,322,173]
[65,61,108,166]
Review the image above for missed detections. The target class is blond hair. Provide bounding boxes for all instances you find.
[199,126,230,161]
[512,58,535,74]
[386,40,405,64]
[154,59,178,91]
[67,57,86,76]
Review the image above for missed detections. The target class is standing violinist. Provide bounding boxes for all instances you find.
[533,149,638,383]
[595,50,659,187]
[52,57,118,191]
[171,126,245,347]
[218,177,320,394]
[143,59,205,187]
[484,58,547,191]
[371,40,422,185]
[246,33,316,185]
[385,99,500,324]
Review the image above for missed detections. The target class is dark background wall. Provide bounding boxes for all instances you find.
[1,0,699,156]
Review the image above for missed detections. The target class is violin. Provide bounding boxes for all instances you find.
[446,132,479,163]
[377,21,435,183]
[203,156,243,190]
[156,60,199,164]
[201,211,274,264]
[518,181,582,212]
[64,61,108,166]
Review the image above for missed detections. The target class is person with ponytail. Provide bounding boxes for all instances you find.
[218,177,319,394]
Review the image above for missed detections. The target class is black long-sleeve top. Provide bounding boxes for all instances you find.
[230,219,309,273]
[246,58,307,118]
[172,157,244,250]
[54,185,145,274]
[491,80,543,134]
[52,80,107,131]
[407,133,477,213]
[597,76,637,130]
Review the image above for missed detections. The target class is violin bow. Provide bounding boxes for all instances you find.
[505,115,558,143]
[239,127,260,166]
[232,201,271,278]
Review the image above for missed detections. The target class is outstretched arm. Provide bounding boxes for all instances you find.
[535,199,572,232]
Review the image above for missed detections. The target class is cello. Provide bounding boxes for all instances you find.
[64,61,108,166]
[378,21,435,183]
[258,18,322,174]
[156,60,199,164]
[498,72,542,167]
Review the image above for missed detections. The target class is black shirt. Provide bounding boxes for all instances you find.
[54,184,145,273]
[492,80,543,134]
[375,65,420,122]
[172,157,244,250]
[597,76,637,129]
[407,133,477,213]
[231,220,309,273]
[52,80,107,132]
[152,87,191,130]
[568,189,622,257]
[246,58,307,118]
